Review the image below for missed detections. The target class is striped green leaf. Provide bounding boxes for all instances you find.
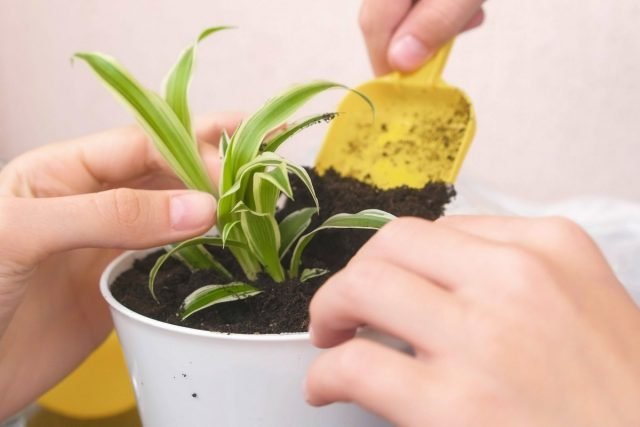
[253,165,292,213]
[221,220,241,246]
[170,244,229,272]
[278,207,317,259]
[149,236,247,300]
[163,26,232,137]
[261,112,339,153]
[220,129,231,157]
[289,210,396,278]
[300,268,330,283]
[180,283,262,320]
[74,52,216,196]
[229,81,373,178]
[240,207,285,282]
[218,152,318,226]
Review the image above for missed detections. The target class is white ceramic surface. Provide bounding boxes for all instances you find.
[100,250,390,427]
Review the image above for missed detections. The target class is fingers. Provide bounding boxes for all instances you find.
[1,112,243,198]
[359,0,414,75]
[309,257,462,351]
[462,8,486,31]
[359,0,486,75]
[358,217,502,290]
[194,111,244,145]
[436,215,534,244]
[438,215,604,261]
[0,189,216,265]
[305,338,437,426]
[77,111,242,190]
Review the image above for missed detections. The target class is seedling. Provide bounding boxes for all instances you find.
[76,27,395,319]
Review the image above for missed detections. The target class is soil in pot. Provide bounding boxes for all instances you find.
[111,168,455,334]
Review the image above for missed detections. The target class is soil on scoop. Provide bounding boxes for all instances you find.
[111,168,455,334]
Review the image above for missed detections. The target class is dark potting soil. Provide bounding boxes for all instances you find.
[111,168,455,334]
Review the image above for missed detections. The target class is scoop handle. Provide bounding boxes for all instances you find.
[400,39,454,86]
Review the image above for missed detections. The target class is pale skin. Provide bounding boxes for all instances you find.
[307,4,640,423]
[0,112,242,420]
[359,0,486,75]
[305,217,640,426]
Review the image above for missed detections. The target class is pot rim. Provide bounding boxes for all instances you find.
[100,249,311,342]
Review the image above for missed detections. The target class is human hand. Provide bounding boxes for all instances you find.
[0,112,242,419]
[360,0,486,75]
[306,216,640,426]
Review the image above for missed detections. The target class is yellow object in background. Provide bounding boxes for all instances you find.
[316,41,475,188]
[38,332,135,419]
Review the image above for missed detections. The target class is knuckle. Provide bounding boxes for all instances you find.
[358,5,375,35]
[370,217,424,251]
[413,5,459,45]
[334,339,377,386]
[498,246,543,276]
[103,188,144,227]
[536,216,589,244]
[335,259,379,306]
[494,246,551,293]
[0,199,39,268]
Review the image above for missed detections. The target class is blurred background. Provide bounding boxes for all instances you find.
[1,1,640,425]
[1,0,639,203]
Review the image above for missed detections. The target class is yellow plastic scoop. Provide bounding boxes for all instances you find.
[316,41,475,188]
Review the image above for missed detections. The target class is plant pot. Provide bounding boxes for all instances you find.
[101,249,391,427]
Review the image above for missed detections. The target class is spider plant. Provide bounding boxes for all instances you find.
[75,27,395,320]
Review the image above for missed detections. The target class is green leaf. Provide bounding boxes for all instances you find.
[218,152,318,226]
[253,164,292,213]
[230,81,372,178]
[278,207,317,259]
[163,26,232,136]
[171,244,228,272]
[180,282,262,320]
[252,172,280,214]
[261,112,339,153]
[240,208,285,282]
[149,236,247,300]
[238,152,318,210]
[300,268,330,283]
[74,52,216,196]
[220,129,231,158]
[289,209,395,278]
[285,161,319,211]
[221,220,241,246]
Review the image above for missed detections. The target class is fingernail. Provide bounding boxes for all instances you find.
[308,326,314,342]
[389,35,431,71]
[170,192,216,231]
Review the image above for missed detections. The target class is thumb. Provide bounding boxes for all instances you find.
[0,189,216,264]
[388,0,485,72]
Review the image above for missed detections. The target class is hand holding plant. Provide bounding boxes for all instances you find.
[0,116,239,420]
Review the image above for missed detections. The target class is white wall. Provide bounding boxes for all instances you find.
[1,0,639,202]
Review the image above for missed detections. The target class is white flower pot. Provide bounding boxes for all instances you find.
[100,250,391,427]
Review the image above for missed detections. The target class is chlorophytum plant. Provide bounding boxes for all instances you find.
[75,27,395,320]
